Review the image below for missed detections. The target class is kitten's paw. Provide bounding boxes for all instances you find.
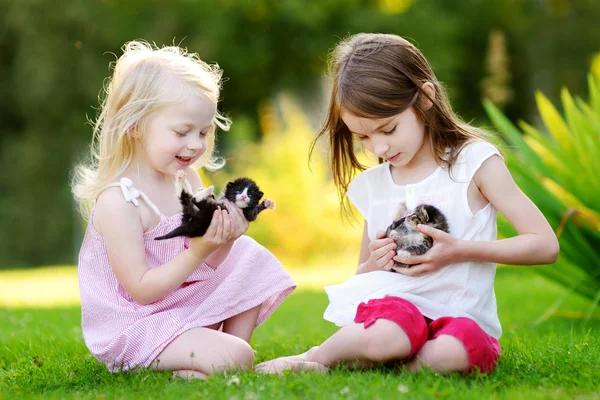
[396,250,411,258]
[389,231,400,240]
[264,199,276,209]
[174,170,186,194]
[193,186,214,201]
[175,170,186,180]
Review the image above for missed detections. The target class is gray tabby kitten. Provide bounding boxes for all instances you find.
[385,203,450,268]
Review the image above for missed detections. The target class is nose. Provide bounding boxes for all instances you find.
[372,136,390,158]
[187,135,204,151]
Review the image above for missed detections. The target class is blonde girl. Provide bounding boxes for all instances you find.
[73,41,295,379]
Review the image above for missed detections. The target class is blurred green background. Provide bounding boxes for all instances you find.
[1,0,600,271]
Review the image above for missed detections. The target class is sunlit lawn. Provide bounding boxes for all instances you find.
[1,264,599,399]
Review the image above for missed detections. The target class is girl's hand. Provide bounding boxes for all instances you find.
[363,231,397,273]
[224,200,249,241]
[392,224,461,277]
[189,207,233,259]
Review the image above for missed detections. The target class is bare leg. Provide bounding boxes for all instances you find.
[172,369,208,380]
[153,327,255,378]
[255,319,412,374]
[407,335,469,373]
[222,304,261,343]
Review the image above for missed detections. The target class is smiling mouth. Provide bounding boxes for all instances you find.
[176,156,192,162]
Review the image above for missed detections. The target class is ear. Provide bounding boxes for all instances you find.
[419,82,436,111]
[417,206,429,222]
[393,202,408,221]
[128,124,143,139]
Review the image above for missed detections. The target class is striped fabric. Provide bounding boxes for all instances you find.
[77,195,296,372]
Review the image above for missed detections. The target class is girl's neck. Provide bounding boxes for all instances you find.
[123,157,174,192]
[389,143,439,185]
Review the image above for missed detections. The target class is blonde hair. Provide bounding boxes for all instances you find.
[310,33,496,217]
[72,40,231,217]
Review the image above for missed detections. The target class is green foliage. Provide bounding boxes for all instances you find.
[1,269,600,399]
[484,75,600,317]
[2,0,600,267]
[205,96,363,263]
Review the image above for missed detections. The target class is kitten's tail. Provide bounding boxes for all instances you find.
[154,226,187,241]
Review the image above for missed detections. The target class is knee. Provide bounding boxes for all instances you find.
[412,335,469,373]
[227,339,256,369]
[213,339,255,372]
[359,321,412,363]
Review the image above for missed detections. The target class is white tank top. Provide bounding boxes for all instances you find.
[323,141,503,338]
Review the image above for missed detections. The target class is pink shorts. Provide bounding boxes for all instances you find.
[354,296,501,374]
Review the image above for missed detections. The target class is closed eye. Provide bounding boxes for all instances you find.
[382,126,396,135]
[175,131,189,137]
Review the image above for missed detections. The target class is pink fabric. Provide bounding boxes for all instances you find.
[78,211,296,372]
[354,297,428,358]
[353,296,501,374]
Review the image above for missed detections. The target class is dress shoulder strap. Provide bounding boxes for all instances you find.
[108,177,162,217]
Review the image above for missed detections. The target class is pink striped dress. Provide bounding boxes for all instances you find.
[77,179,296,372]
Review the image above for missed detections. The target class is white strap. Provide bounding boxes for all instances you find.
[110,177,161,217]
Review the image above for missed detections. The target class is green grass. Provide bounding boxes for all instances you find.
[1,267,599,399]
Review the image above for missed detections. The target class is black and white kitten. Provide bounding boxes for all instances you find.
[155,170,275,240]
[385,203,450,268]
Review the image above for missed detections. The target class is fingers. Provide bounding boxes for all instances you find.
[394,264,430,277]
[393,254,424,266]
[417,224,446,239]
[373,242,396,264]
[206,207,232,241]
[212,208,223,238]
[224,200,248,237]
[221,208,232,240]
[375,230,387,239]
[382,259,395,271]
[368,237,394,252]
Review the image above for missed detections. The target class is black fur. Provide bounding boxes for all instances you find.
[385,203,450,268]
[155,177,273,240]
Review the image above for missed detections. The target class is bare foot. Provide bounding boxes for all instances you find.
[254,357,329,375]
[254,347,328,375]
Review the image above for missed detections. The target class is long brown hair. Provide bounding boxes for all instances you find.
[310,33,495,218]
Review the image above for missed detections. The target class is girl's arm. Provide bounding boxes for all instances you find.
[96,185,231,305]
[460,154,560,265]
[395,155,559,273]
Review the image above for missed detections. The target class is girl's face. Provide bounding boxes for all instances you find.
[341,106,428,169]
[140,90,217,176]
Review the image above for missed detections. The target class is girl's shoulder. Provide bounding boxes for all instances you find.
[94,185,143,236]
[456,140,501,162]
[450,140,503,182]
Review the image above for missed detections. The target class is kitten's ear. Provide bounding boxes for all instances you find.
[417,207,429,222]
[393,202,407,221]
